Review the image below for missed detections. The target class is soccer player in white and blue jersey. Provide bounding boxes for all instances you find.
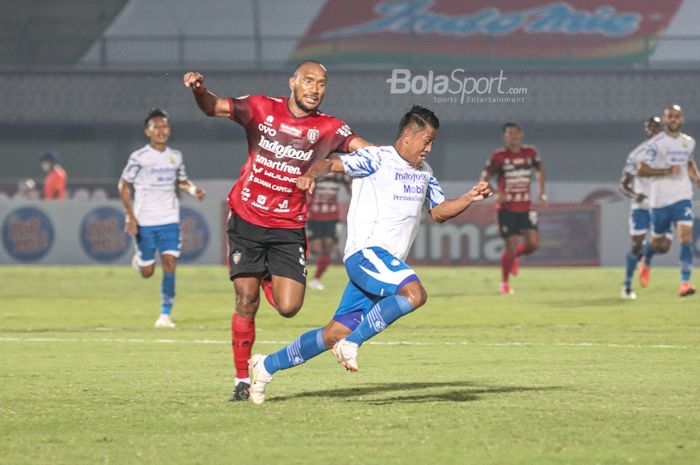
[244,105,492,404]
[637,105,700,297]
[618,116,662,299]
[118,109,206,327]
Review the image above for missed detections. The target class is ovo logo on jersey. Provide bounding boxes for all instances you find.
[258,123,277,136]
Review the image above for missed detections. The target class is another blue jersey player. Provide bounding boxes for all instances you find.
[618,116,662,299]
[118,109,206,327]
[638,105,700,297]
[242,105,492,404]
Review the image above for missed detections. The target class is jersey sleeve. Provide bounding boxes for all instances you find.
[425,175,446,210]
[532,147,542,166]
[641,140,659,165]
[329,121,357,154]
[228,95,256,126]
[623,145,642,176]
[120,153,142,183]
[339,146,382,177]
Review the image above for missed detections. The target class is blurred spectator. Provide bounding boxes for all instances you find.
[40,149,67,200]
[16,178,40,200]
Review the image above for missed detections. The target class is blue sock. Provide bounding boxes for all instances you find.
[263,328,326,375]
[161,272,175,315]
[680,242,693,282]
[642,241,655,267]
[346,295,414,346]
[624,251,640,291]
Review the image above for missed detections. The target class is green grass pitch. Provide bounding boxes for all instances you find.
[0,265,698,465]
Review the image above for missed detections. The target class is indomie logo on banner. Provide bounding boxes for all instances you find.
[2,207,54,262]
[293,0,682,65]
[180,208,210,262]
[80,207,128,262]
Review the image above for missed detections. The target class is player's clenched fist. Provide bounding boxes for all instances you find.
[468,181,492,201]
[296,174,316,193]
[183,72,204,89]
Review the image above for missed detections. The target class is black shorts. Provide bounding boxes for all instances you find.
[498,210,538,238]
[226,211,307,284]
[307,220,340,241]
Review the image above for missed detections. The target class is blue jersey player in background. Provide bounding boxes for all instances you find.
[618,116,662,299]
[243,105,492,404]
[118,109,206,327]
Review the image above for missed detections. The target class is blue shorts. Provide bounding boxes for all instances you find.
[332,247,418,331]
[651,200,694,238]
[134,223,181,267]
[629,208,650,236]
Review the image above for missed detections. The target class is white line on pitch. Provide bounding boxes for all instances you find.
[0,336,690,350]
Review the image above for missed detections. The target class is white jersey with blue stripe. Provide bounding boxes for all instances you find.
[622,140,652,210]
[643,132,696,209]
[339,145,445,261]
[121,144,188,227]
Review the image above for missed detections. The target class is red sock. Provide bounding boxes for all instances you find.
[315,254,331,279]
[231,313,255,380]
[500,251,515,282]
[515,243,529,256]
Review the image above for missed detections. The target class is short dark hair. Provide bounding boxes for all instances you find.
[397,105,440,138]
[144,108,169,127]
[292,60,326,77]
[502,122,522,133]
[39,149,59,162]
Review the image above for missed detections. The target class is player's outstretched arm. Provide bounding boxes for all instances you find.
[347,136,373,153]
[296,157,345,193]
[118,179,138,235]
[183,72,230,117]
[429,181,492,224]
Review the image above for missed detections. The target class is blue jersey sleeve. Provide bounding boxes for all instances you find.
[339,146,382,177]
[425,175,445,210]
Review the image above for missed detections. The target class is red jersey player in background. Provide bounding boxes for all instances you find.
[481,122,546,295]
[39,149,67,200]
[306,172,351,290]
[183,61,371,401]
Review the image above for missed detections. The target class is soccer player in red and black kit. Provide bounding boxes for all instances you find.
[306,172,350,290]
[481,122,546,295]
[183,62,371,401]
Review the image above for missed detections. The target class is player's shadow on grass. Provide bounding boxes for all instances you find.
[272,381,561,404]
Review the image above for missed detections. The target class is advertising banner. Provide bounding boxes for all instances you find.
[294,0,682,65]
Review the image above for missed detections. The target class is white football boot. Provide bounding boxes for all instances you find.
[248,354,273,404]
[331,338,359,372]
[621,287,637,300]
[154,314,176,328]
[308,278,325,290]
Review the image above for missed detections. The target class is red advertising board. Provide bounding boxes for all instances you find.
[293,0,682,65]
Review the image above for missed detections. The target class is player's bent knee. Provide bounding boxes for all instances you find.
[235,294,260,317]
[140,266,155,278]
[399,282,428,309]
[276,304,302,318]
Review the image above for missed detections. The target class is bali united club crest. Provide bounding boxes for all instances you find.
[307,128,319,144]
